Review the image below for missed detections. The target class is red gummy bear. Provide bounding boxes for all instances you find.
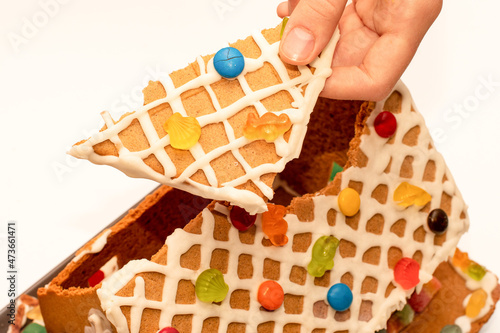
[230,206,257,231]
[88,270,105,288]
[408,276,442,312]
[394,257,420,290]
[262,204,288,246]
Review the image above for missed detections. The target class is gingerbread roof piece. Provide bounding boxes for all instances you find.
[95,82,471,332]
[68,24,340,214]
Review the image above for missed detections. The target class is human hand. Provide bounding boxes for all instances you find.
[278,0,442,101]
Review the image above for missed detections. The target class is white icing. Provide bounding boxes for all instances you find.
[68,28,340,214]
[97,82,469,333]
[73,229,112,262]
[85,309,113,333]
[450,260,499,333]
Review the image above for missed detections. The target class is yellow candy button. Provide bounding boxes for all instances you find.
[338,188,360,217]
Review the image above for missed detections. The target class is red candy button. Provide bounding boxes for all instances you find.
[158,328,179,333]
[394,257,420,290]
[374,111,397,138]
[230,206,257,231]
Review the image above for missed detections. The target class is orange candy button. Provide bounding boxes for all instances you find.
[258,280,284,311]
[338,188,360,217]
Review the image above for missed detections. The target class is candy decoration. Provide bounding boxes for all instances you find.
[163,113,201,150]
[329,162,343,182]
[258,280,284,310]
[467,262,487,281]
[393,182,432,208]
[427,208,449,235]
[22,323,47,333]
[307,235,339,277]
[261,204,288,246]
[230,206,257,231]
[27,305,44,322]
[394,257,420,290]
[452,248,470,270]
[440,325,462,333]
[88,270,105,287]
[452,248,487,281]
[195,269,229,303]
[374,111,397,138]
[327,283,353,312]
[213,47,245,79]
[408,276,442,312]
[466,289,488,318]
[338,187,360,217]
[243,112,292,142]
[386,304,415,333]
[158,327,179,333]
[280,17,289,39]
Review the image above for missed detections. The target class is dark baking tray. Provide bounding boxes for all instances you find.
[0,187,157,332]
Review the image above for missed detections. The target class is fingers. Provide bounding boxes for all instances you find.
[321,33,416,101]
[277,2,288,18]
[279,0,348,66]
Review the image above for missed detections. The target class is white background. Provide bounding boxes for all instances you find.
[1,0,499,331]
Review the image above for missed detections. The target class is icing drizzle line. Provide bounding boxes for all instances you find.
[69,29,340,214]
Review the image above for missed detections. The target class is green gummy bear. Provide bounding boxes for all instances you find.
[307,235,339,277]
[467,262,487,281]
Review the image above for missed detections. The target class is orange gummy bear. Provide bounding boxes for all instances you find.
[452,248,470,271]
[466,289,488,318]
[243,112,292,142]
[262,204,288,246]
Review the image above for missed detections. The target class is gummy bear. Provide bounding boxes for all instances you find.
[307,235,339,277]
[451,248,470,271]
[230,205,257,231]
[452,248,487,281]
[280,17,289,39]
[27,305,44,322]
[261,204,288,246]
[467,261,487,281]
[386,304,415,333]
[195,269,229,303]
[163,113,201,150]
[393,182,432,208]
[466,289,488,318]
[258,280,284,310]
[408,276,442,312]
[394,257,420,290]
[243,112,292,142]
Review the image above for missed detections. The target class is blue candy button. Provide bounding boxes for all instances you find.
[213,47,245,79]
[327,283,353,312]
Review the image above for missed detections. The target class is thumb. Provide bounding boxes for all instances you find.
[280,0,347,66]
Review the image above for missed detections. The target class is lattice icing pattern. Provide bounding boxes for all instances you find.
[96,82,469,333]
[69,26,340,214]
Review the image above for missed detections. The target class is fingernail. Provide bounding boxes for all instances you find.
[281,26,315,63]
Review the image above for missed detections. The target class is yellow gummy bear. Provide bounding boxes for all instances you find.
[243,112,292,142]
[393,182,432,208]
[163,113,201,150]
[466,289,488,318]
